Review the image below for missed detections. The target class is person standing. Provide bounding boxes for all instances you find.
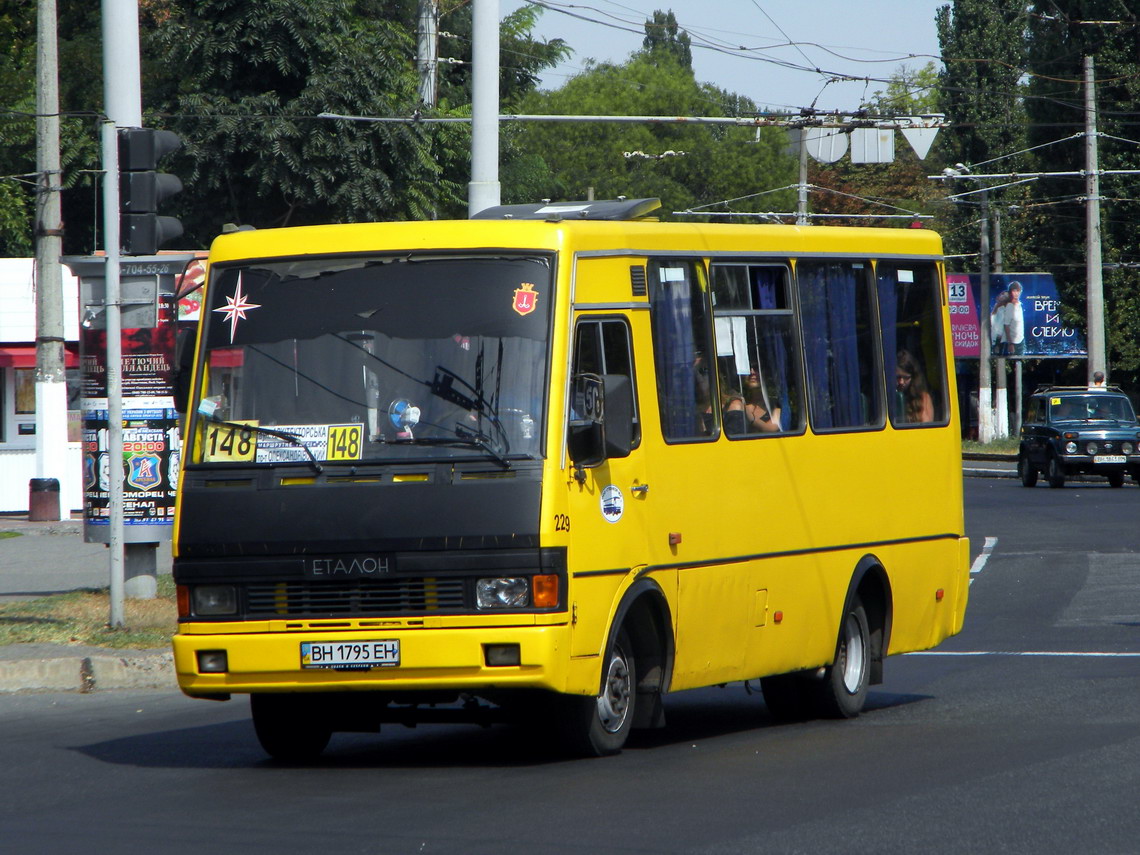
[990,290,1011,356]
[1004,281,1026,356]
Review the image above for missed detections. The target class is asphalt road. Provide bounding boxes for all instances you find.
[0,478,1137,854]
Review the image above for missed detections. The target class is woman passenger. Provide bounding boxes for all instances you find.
[742,369,781,433]
[896,349,934,424]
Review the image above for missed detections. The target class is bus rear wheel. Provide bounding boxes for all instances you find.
[816,596,870,719]
[251,694,332,763]
[559,628,636,757]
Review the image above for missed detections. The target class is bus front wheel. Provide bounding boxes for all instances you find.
[251,694,332,763]
[559,628,636,756]
[816,597,870,719]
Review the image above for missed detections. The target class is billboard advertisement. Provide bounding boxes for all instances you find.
[946,272,1086,359]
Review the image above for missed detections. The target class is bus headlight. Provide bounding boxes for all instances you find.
[1064,441,1078,454]
[1124,442,1134,455]
[192,585,238,616]
[476,577,529,609]
[1085,441,1098,455]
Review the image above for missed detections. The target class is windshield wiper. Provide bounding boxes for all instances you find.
[384,427,511,469]
[203,416,324,474]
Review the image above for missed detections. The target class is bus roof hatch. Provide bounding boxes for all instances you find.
[471,198,661,222]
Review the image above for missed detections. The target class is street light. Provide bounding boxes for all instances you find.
[941,163,995,443]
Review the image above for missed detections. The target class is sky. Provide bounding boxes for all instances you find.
[503,0,948,113]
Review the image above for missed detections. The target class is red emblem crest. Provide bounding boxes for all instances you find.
[512,282,538,316]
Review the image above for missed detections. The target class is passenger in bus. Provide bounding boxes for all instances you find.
[742,369,782,433]
[896,350,934,423]
[720,383,747,435]
[694,355,750,435]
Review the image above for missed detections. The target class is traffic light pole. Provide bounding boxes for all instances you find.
[100,119,126,627]
[102,0,147,619]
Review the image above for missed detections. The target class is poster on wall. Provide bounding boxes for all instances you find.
[946,272,1086,358]
[80,294,182,544]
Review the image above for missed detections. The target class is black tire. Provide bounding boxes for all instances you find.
[1018,453,1038,488]
[1107,471,1125,488]
[1047,455,1066,489]
[559,628,636,757]
[251,694,332,763]
[815,597,871,719]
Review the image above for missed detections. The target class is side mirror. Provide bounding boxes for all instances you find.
[568,373,633,470]
[602,374,633,459]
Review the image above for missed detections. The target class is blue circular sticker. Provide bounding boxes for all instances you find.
[600,485,624,524]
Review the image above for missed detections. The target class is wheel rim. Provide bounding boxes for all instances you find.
[596,643,632,733]
[839,613,866,694]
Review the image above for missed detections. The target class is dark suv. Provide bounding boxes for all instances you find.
[1018,386,1140,488]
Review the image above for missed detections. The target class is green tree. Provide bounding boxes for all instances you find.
[804,62,947,229]
[510,51,794,216]
[1023,1,1140,379]
[0,0,567,253]
[863,62,942,116]
[434,2,570,109]
[147,0,466,244]
[935,0,1032,268]
[0,0,103,256]
[642,10,691,70]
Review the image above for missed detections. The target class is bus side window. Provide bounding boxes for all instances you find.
[877,262,948,427]
[648,259,716,441]
[797,260,882,431]
[571,319,640,447]
[710,263,804,437]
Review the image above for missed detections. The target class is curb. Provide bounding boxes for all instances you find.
[0,651,174,694]
[963,466,1017,479]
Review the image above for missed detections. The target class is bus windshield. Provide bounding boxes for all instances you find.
[193,253,553,466]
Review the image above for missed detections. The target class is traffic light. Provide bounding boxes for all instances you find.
[118,127,184,255]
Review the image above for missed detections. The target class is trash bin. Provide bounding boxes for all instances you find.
[28,477,60,522]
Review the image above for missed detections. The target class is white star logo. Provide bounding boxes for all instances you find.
[213,275,261,343]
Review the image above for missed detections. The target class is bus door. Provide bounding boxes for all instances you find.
[565,313,649,658]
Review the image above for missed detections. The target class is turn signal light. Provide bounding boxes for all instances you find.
[176,585,190,618]
[532,574,559,607]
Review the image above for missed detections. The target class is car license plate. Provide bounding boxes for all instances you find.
[301,640,400,669]
[1094,454,1126,464]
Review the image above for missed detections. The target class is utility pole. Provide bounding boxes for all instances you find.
[416,0,438,109]
[467,0,500,217]
[796,132,809,225]
[978,185,993,443]
[102,0,146,622]
[992,208,1008,439]
[34,0,68,521]
[1084,55,1106,383]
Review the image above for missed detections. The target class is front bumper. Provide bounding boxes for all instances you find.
[173,623,576,697]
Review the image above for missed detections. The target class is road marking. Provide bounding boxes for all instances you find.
[906,651,1140,658]
[967,536,997,584]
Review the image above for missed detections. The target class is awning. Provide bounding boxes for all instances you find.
[0,345,79,369]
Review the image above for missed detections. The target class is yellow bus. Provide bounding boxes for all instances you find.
[172,198,969,760]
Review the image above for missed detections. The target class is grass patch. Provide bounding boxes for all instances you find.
[0,531,20,540]
[962,438,1019,455]
[0,574,177,649]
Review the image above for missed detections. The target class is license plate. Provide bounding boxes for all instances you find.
[301,640,400,670]
[1094,455,1126,464]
